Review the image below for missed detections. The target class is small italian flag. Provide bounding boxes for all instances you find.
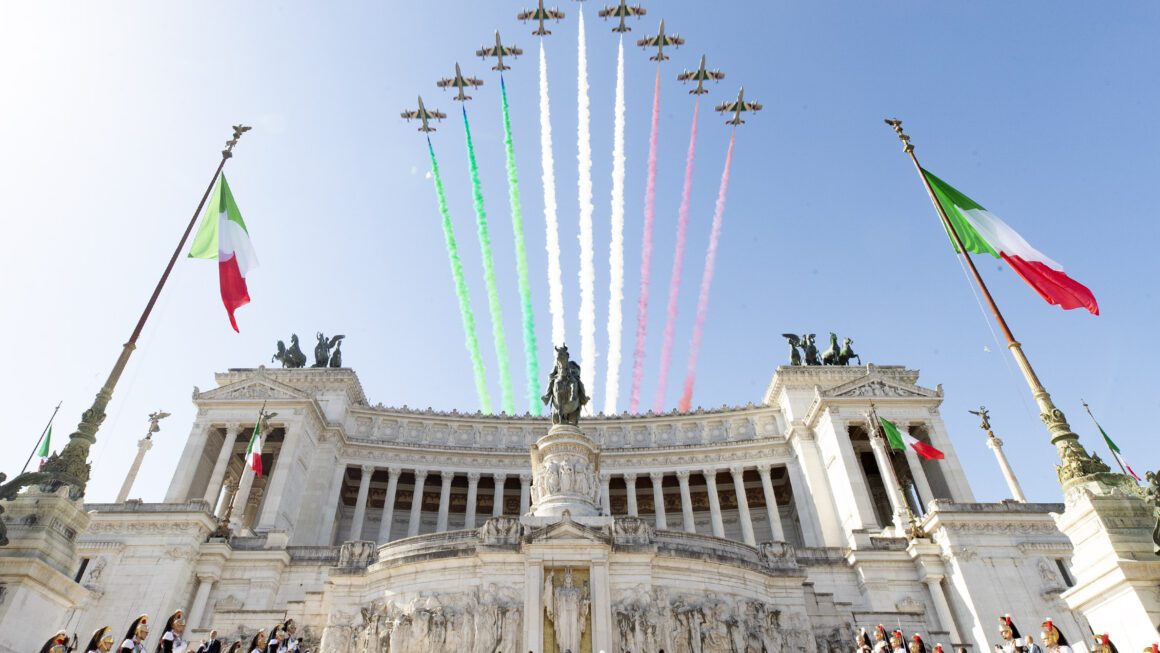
[1094,419,1140,481]
[189,173,258,332]
[245,418,264,477]
[923,169,1099,316]
[880,417,944,460]
[36,425,52,469]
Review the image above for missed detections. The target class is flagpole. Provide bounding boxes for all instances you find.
[1080,400,1128,477]
[33,125,251,496]
[884,119,1109,488]
[20,401,62,476]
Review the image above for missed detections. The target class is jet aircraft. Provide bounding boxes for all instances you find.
[677,55,725,95]
[400,96,447,132]
[636,19,684,61]
[518,0,566,36]
[436,63,484,102]
[476,32,523,71]
[714,87,762,125]
[598,0,646,33]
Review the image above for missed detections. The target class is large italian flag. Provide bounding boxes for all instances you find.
[880,417,944,460]
[246,417,263,477]
[923,169,1098,315]
[189,173,258,331]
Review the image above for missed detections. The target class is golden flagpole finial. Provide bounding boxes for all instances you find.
[884,118,913,153]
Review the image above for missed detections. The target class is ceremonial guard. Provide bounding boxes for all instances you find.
[909,634,929,653]
[157,610,187,653]
[1092,634,1119,653]
[279,620,299,653]
[1145,645,1159,653]
[890,630,906,653]
[872,625,890,653]
[86,627,115,653]
[248,630,267,653]
[121,616,150,653]
[1039,619,1071,653]
[855,627,873,653]
[933,644,946,653]
[996,615,1028,653]
[40,631,72,653]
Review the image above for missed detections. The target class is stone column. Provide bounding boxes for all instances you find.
[986,434,1027,502]
[436,471,454,532]
[464,472,480,529]
[202,424,239,505]
[623,473,639,516]
[216,474,239,519]
[519,473,532,515]
[899,426,934,513]
[649,472,667,530]
[599,472,612,516]
[318,464,348,546]
[186,574,216,629]
[523,561,543,653]
[923,576,962,644]
[378,467,401,542]
[869,434,908,531]
[676,470,695,533]
[165,421,212,502]
[756,465,786,542]
[492,474,507,517]
[243,488,264,531]
[408,470,428,537]
[590,559,613,653]
[785,461,823,547]
[703,469,725,538]
[116,437,155,503]
[258,421,306,530]
[230,464,257,531]
[348,465,374,541]
[730,466,757,546]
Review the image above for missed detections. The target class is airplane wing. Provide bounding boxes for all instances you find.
[517,9,535,20]
[597,7,615,18]
[744,101,763,111]
[631,4,646,15]
[714,101,738,112]
[665,34,685,46]
[547,9,565,19]
[709,70,726,80]
[465,76,484,87]
[401,110,420,119]
[429,109,447,120]
[636,35,659,47]
[505,45,524,56]
[436,78,454,88]
[476,46,497,58]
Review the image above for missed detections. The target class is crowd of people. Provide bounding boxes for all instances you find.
[37,611,308,653]
[852,615,1157,653]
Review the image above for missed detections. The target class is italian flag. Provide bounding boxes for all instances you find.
[189,173,258,331]
[245,418,264,477]
[880,417,944,460]
[36,425,52,469]
[923,169,1099,316]
[1094,419,1140,481]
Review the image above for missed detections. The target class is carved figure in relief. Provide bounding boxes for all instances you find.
[542,344,589,425]
[544,569,589,653]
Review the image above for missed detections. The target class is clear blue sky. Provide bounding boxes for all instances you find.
[1,2,1156,505]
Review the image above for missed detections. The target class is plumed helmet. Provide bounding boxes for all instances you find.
[124,616,149,643]
[40,630,70,653]
[1041,618,1069,647]
[911,633,928,653]
[999,615,1022,639]
[86,627,113,653]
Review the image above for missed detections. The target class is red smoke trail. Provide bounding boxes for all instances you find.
[678,129,735,413]
[653,100,699,413]
[629,66,661,413]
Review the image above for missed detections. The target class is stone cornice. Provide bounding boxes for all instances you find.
[212,366,369,405]
[764,364,924,405]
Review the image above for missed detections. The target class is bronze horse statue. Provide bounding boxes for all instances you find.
[541,345,589,425]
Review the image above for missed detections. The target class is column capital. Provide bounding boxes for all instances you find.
[599,471,611,483]
[441,470,456,481]
[467,471,482,482]
[755,463,773,478]
[729,465,745,478]
[196,572,220,583]
[139,437,155,450]
[388,465,403,475]
[361,464,376,475]
[414,469,429,481]
[224,423,241,436]
[701,468,719,481]
[493,473,507,482]
[622,472,637,482]
[519,472,532,483]
[649,471,665,484]
[675,470,691,481]
[921,574,946,585]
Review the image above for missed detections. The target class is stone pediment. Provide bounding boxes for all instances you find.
[823,374,939,401]
[196,373,310,403]
[523,514,612,545]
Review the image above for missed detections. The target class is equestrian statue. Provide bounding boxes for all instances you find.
[542,344,590,426]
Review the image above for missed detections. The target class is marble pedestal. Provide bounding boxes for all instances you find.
[528,424,602,519]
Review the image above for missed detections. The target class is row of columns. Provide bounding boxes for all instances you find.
[341,463,812,548]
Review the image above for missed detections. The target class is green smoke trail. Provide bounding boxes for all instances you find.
[462,107,516,415]
[427,137,492,413]
[500,77,541,416]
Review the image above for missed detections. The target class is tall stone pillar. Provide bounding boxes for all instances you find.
[318,464,348,546]
[348,465,374,541]
[165,421,212,502]
[900,429,934,514]
[258,420,306,529]
[216,474,238,519]
[187,574,217,629]
[756,465,786,542]
[703,469,725,538]
[624,473,639,517]
[408,470,428,537]
[986,434,1027,502]
[676,470,695,533]
[519,473,532,515]
[464,472,480,529]
[923,576,962,644]
[436,471,454,532]
[492,474,507,517]
[786,461,823,547]
[378,467,401,542]
[116,437,155,503]
[202,424,239,505]
[868,434,908,532]
[230,464,257,532]
[730,466,757,546]
[599,472,612,516]
[523,561,544,653]
[649,472,667,530]
[590,559,613,653]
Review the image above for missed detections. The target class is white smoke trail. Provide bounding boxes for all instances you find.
[539,41,566,348]
[577,9,596,409]
[603,37,626,416]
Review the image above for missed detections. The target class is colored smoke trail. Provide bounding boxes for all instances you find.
[628,66,661,413]
[500,76,541,416]
[462,107,515,415]
[603,37,627,416]
[539,41,566,348]
[654,100,699,413]
[678,129,736,413]
[576,9,597,407]
[427,137,492,413]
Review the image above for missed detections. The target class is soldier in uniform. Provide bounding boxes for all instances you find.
[40,631,72,653]
[872,625,890,653]
[248,631,267,653]
[121,616,150,653]
[86,627,115,653]
[279,620,300,653]
[157,610,187,653]
[890,630,906,653]
[995,615,1028,653]
[909,634,929,653]
[1039,618,1072,653]
[1092,634,1119,653]
[855,627,872,653]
